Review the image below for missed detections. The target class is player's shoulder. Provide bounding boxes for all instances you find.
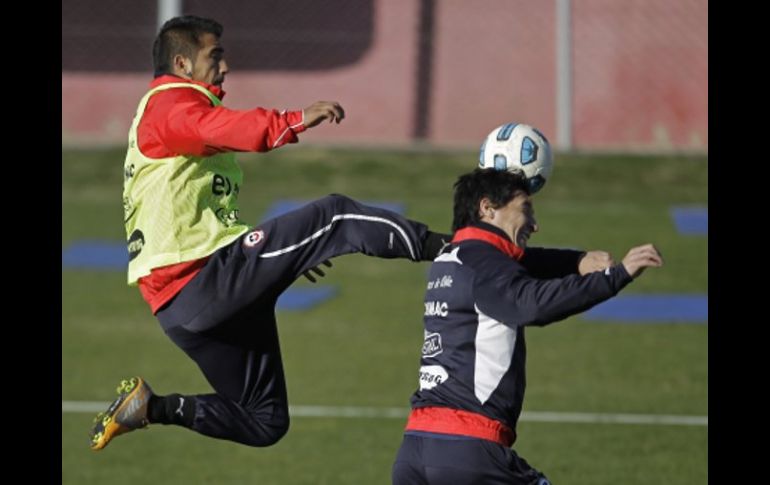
[454,241,521,272]
[152,84,209,104]
[146,86,210,117]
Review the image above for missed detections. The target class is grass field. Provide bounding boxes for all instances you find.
[62,146,707,484]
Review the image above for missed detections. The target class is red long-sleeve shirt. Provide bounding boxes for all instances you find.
[135,75,307,313]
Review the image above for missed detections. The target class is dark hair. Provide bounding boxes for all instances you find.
[152,16,223,76]
[451,168,530,231]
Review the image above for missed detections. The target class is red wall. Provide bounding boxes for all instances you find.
[62,0,707,152]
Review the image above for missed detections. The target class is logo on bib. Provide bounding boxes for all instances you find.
[127,229,144,261]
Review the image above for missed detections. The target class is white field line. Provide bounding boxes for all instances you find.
[61,401,707,427]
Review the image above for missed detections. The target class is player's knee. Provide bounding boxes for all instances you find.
[241,413,290,447]
[262,414,290,446]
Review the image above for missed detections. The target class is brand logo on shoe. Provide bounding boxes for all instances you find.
[118,390,148,426]
[243,229,265,248]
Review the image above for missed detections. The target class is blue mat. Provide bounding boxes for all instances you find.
[260,199,405,222]
[584,294,708,323]
[62,241,127,269]
[277,286,339,311]
[670,207,708,235]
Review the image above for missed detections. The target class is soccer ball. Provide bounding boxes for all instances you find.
[478,123,553,193]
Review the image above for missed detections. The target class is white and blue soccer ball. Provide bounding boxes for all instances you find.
[478,122,553,193]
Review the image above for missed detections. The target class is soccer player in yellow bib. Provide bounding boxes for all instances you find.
[89,15,451,450]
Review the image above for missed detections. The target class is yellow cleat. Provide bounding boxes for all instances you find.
[89,376,154,451]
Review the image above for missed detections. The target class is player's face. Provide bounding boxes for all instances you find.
[490,192,538,248]
[192,33,228,86]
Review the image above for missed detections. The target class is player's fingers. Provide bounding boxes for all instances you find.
[310,266,326,277]
[303,271,317,283]
[634,253,662,268]
[639,248,663,265]
[648,254,663,266]
[627,246,651,260]
[333,103,345,121]
[636,243,662,258]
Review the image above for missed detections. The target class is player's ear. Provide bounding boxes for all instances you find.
[173,54,193,78]
[479,197,494,220]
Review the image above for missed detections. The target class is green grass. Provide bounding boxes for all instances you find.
[62,147,707,484]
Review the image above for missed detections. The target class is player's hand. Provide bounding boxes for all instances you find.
[303,101,345,128]
[578,250,614,275]
[621,244,663,278]
[303,260,333,283]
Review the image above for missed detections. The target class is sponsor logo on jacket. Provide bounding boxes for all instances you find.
[424,301,448,317]
[419,365,449,390]
[427,275,453,290]
[422,331,443,358]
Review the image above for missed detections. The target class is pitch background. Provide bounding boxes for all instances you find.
[62,147,707,484]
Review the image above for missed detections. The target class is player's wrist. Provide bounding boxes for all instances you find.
[287,110,307,132]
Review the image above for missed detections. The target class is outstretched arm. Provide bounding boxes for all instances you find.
[476,243,662,327]
[520,247,583,278]
[141,89,345,156]
[520,247,614,278]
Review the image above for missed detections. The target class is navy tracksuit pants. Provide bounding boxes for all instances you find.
[156,194,431,446]
[392,432,551,485]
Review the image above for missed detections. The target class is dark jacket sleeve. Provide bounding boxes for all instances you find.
[520,247,585,279]
[472,250,632,327]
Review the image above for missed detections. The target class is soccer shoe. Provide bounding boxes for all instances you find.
[89,376,154,451]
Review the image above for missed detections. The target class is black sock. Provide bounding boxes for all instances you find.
[148,394,195,427]
[422,231,452,260]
